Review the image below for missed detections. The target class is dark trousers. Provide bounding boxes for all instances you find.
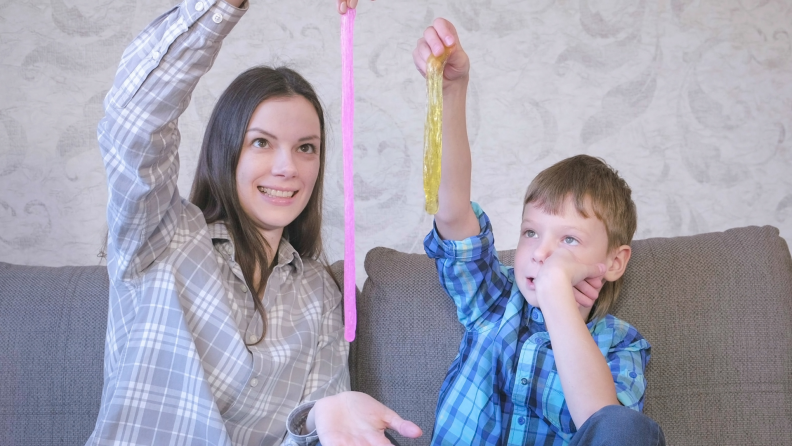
[569,405,666,446]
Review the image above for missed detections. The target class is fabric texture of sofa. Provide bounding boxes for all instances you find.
[1,225,791,445]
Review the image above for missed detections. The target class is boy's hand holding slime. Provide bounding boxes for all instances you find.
[413,19,470,85]
[414,19,471,215]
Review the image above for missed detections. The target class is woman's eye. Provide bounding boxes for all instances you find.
[563,236,579,245]
[252,138,269,148]
[524,230,537,238]
[298,144,317,154]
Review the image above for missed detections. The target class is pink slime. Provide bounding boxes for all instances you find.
[341,7,356,342]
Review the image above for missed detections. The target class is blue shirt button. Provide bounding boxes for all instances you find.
[521,377,528,385]
[629,371,638,378]
[518,416,526,425]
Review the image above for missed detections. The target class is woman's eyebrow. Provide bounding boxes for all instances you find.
[246,128,276,138]
[245,128,319,142]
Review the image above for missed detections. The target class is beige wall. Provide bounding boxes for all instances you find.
[1,0,791,286]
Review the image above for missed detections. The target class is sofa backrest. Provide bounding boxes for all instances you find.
[0,263,108,446]
[349,225,792,446]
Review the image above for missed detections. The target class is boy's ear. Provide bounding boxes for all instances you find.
[604,245,632,282]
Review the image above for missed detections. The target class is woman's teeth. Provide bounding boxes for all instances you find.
[258,187,296,198]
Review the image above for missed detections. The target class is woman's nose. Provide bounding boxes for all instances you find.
[272,148,297,178]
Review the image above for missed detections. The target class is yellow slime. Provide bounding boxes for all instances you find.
[423,48,451,215]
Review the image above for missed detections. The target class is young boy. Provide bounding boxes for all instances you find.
[413,19,666,445]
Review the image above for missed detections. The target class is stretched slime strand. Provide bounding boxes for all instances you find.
[341,8,356,342]
[423,48,451,214]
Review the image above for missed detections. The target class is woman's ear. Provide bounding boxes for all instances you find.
[604,245,632,282]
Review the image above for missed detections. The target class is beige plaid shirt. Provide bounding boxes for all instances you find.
[87,1,349,444]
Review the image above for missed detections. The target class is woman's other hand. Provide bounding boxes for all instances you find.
[337,0,373,14]
[312,391,423,445]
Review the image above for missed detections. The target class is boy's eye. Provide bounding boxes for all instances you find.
[563,236,579,245]
[297,144,317,154]
[252,138,269,148]
[524,229,537,238]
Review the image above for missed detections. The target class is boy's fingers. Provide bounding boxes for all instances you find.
[432,17,458,47]
[423,26,445,57]
[574,279,599,300]
[413,39,431,76]
[584,275,605,290]
[572,288,596,308]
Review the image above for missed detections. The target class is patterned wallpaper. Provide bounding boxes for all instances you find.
[1,0,790,287]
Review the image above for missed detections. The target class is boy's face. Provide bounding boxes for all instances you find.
[513,196,615,312]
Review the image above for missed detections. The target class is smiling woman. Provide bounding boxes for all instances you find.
[87,0,421,445]
[190,68,326,347]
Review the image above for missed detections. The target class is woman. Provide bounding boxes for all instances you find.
[89,0,421,444]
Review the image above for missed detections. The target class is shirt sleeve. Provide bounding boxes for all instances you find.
[423,202,514,329]
[99,0,246,284]
[604,319,652,411]
[282,267,351,446]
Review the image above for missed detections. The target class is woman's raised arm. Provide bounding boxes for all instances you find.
[99,0,246,283]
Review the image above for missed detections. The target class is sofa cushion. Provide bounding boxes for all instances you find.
[0,263,108,446]
[351,226,792,446]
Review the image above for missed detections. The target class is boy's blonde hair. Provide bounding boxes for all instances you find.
[523,155,637,321]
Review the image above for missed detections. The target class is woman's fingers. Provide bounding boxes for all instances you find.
[337,0,364,15]
[381,408,423,438]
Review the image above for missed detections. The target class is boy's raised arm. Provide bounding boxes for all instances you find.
[413,19,480,241]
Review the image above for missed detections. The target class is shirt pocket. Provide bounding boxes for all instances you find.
[540,370,575,434]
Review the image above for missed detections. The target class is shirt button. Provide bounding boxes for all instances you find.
[250,378,259,388]
[241,284,248,293]
[151,51,160,60]
[534,337,543,344]
[518,416,526,425]
[521,378,528,385]
[195,2,204,11]
[212,13,223,23]
[248,334,257,343]
[629,371,638,378]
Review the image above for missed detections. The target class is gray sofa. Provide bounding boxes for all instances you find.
[2,225,791,445]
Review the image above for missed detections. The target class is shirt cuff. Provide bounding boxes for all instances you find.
[283,401,319,446]
[191,0,248,37]
[424,202,494,262]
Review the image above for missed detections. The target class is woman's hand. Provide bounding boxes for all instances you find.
[413,18,470,89]
[337,0,373,14]
[312,391,422,445]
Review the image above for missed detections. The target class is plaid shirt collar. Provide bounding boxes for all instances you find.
[207,221,304,273]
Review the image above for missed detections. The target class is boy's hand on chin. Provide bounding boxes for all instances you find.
[535,249,606,311]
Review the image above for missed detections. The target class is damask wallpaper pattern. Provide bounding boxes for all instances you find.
[1,0,790,287]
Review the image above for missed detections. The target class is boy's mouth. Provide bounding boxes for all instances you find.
[527,277,536,290]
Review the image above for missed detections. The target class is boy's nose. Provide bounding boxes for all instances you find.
[532,242,553,264]
[272,148,297,178]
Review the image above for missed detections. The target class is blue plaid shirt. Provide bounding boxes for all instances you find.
[424,203,651,446]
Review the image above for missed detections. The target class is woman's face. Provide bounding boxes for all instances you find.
[235,95,321,244]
